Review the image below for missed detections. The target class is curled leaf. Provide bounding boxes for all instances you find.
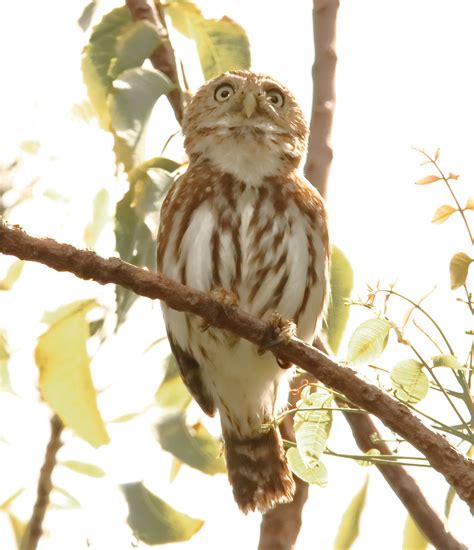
[431,204,457,224]
[449,252,473,290]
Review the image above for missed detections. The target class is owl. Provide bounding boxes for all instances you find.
[157,70,329,513]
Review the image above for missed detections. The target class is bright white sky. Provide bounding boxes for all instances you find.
[0,1,473,549]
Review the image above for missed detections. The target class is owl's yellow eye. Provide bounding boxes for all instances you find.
[214,83,235,102]
[265,89,285,108]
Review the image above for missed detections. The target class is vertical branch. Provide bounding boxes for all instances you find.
[22,415,64,550]
[304,0,339,199]
[125,0,185,123]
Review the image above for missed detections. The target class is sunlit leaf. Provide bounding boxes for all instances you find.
[448,172,460,180]
[432,354,465,371]
[156,414,226,475]
[325,246,353,354]
[286,447,327,486]
[122,482,204,544]
[8,513,27,548]
[0,330,13,392]
[0,261,25,291]
[165,0,204,38]
[294,390,333,468]
[109,20,161,79]
[415,175,441,185]
[78,0,98,32]
[155,355,193,411]
[52,486,81,509]
[465,198,474,211]
[347,318,391,365]
[334,477,369,550]
[390,359,429,404]
[356,448,381,467]
[81,7,132,128]
[431,204,457,224]
[108,67,174,171]
[449,252,472,290]
[61,460,106,478]
[193,17,251,80]
[170,457,183,482]
[402,515,428,550]
[444,485,456,524]
[108,411,144,423]
[35,300,110,448]
[434,148,440,161]
[20,140,41,155]
[0,488,24,510]
[84,188,110,247]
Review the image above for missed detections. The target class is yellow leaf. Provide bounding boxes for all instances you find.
[0,261,25,291]
[415,175,441,185]
[449,252,473,290]
[431,204,457,224]
[334,477,369,550]
[434,148,440,161]
[448,172,460,180]
[402,515,428,550]
[35,300,109,448]
[465,198,474,211]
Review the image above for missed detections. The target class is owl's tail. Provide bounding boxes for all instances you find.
[224,427,295,513]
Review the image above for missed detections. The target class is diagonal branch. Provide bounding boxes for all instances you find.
[1,219,473,521]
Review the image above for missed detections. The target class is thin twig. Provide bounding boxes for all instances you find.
[21,415,64,550]
[1,221,473,516]
[303,0,339,199]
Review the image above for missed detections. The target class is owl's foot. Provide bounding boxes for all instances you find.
[201,287,239,332]
[258,312,296,369]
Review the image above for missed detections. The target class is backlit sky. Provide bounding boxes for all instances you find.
[0,1,473,549]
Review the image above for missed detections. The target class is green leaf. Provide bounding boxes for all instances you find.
[61,460,106,478]
[402,515,428,550]
[81,6,132,128]
[431,204,457,224]
[325,246,353,354]
[108,67,174,171]
[390,359,429,404]
[193,17,251,80]
[449,252,472,290]
[286,447,327,486]
[155,355,193,411]
[165,1,204,38]
[169,457,183,482]
[115,161,175,325]
[346,318,391,365]
[122,482,203,544]
[109,20,161,79]
[0,330,13,392]
[156,413,226,475]
[293,389,333,468]
[334,477,369,550]
[0,261,25,290]
[83,188,110,247]
[35,300,110,448]
[444,485,456,523]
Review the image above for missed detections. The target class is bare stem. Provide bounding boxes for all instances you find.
[21,415,64,550]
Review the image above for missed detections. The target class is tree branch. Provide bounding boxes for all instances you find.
[125,0,185,123]
[304,0,339,199]
[1,220,473,519]
[21,415,64,550]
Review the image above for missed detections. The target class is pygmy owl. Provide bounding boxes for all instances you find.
[157,70,329,513]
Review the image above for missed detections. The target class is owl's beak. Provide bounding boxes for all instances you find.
[242,92,257,118]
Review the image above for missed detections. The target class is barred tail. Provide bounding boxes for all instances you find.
[224,427,295,513]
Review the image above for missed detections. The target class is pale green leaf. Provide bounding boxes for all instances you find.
[294,391,333,468]
[357,448,381,467]
[402,515,428,550]
[35,300,110,448]
[432,354,465,371]
[78,1,98,32]
[8,513,27,549]
[444,485,456,523]
[41,299,98,325]
[20,140,41,155]
[193,17,251,80]
[0,489,24,510]
[109,20,161,79]
[325,246,353,354]
[334,477,369,550]
[170,457,183,482]
[415,175,441,185]
[108,67,174,171]
[449,252,472,290]
[84,188,110,247]
[61,460,105,478]
[52,486,81,509]
[155,355,193,411]
[81,6,133,128]
[431,204,457,224]
[0,261,25,291]
[165,0,204,38]
[156,414,226,475]
[122,482,204,544]
[347,318,391,365]
[0,330,13,392]
[391,359,429,404]
[286,447,328,486]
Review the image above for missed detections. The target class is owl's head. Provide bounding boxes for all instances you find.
[182,71,309,176]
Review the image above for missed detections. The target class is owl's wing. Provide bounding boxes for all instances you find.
[167,333,217,417]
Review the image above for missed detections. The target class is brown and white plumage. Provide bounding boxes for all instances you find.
[157,71,329,513]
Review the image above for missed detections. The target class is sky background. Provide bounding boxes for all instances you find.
[0,1,473,548]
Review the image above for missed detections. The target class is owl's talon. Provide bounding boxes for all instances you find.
[201,287,239,331]
[258,312,296,366]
